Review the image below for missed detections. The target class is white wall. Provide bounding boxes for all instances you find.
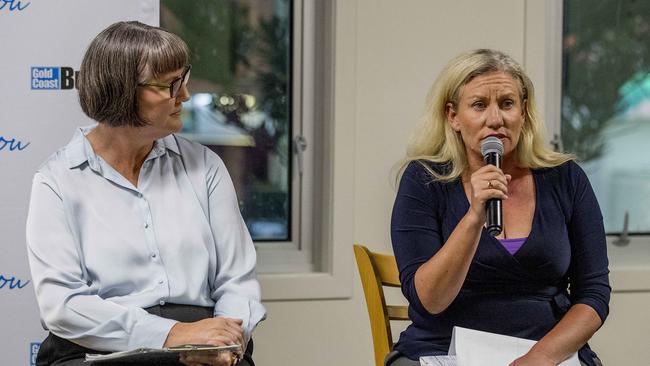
[252,1,650,365]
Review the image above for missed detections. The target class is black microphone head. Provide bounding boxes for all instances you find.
[480,136,504,157]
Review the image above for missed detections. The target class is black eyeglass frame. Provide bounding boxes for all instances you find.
[138,64,192,98]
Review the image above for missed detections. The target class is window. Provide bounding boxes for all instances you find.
[161,0,325,273]
[561,0,650,235]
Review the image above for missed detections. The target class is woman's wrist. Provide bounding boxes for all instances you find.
[528,343,561,364]
[163,321,185,347]
[463,209,485,230]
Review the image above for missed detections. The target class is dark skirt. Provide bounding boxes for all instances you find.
[36,303,254,366]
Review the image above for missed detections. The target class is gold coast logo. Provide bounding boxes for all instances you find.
[31,66,79,90]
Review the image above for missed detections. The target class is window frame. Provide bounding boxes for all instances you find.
[256,0,355,299]
[161,0,355,299]
[254,0,317,274]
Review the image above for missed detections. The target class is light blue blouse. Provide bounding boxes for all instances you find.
[26,125,266,351]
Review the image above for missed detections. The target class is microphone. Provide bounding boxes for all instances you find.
[480,137,504,236]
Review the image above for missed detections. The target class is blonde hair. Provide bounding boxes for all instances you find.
[397,49,573,183]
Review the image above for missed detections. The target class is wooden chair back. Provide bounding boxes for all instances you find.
[353,244,409,366]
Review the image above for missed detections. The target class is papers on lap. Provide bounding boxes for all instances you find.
[420,327,580,366]
[420,355,457,366]
[85,344,241,362]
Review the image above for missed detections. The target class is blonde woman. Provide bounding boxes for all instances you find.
[388,49,609,366]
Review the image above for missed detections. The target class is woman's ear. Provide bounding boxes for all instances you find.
[522,99,527,117]
[446,102,460,132]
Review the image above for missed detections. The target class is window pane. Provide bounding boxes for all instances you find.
[161,0,292,241]
[562,0,650,234]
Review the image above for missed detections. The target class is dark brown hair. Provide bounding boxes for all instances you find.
[78,21,189,127]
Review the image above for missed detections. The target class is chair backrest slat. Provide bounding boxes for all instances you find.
[370,252,401,287]
[353,244,410,366]
[386,305,409,321]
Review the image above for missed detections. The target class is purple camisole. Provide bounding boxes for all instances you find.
[498,237,527,255]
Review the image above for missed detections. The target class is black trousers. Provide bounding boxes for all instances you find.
[36,303,254,366]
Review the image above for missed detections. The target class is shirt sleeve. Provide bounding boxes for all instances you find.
[566,162,611,323]
[26,171,177,351]
[391,162,444,316]
[204,150,267,343]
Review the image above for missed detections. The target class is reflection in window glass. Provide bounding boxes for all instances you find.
[161,0,292,241]
[562,0,650,233]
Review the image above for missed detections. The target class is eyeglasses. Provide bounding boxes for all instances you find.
[138,64,191,98]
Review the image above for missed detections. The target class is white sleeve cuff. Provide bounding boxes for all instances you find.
[214,294,266,344]
[128,310,178,349]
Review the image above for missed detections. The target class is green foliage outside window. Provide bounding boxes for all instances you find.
[562,0,650,162]
[161,0,292,240]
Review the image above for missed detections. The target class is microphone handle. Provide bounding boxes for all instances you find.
[486,198,502,236]
[484,152,503,236]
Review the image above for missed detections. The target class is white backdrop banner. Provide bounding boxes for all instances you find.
[0,1,158,364]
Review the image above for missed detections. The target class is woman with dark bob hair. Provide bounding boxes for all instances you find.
[388,49,609,366]
[26,21,265,366]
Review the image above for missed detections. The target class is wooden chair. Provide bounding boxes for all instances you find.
[353,244,410,366]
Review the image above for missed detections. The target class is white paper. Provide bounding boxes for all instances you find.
[451,327,580,366]
[420,355,457,366]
